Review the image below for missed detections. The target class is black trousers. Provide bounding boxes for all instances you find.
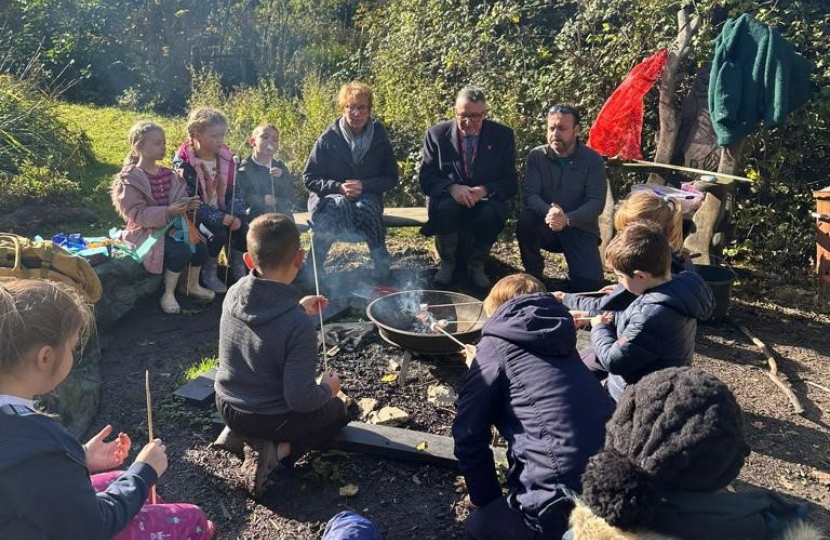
[426,196,506,246]
[163,236,207,273]
[216,394,348,462]
[516,208,604,291]
[203,220,249,257]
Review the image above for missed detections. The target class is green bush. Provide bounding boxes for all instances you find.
[0,160,82,211]
[0,74,93,177]
[188,70,339,175]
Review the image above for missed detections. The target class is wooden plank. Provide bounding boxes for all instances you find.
[173,368,217,405]
[294,207,428,232]
[210,416,506,469]
[327,421,460,468]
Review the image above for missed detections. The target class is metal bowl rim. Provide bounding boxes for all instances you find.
[365,289,486,338]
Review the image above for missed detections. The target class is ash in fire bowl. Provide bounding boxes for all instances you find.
[368,290,486,334]
[366,290,487,356]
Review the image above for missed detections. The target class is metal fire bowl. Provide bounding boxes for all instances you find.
[366,290,486,356]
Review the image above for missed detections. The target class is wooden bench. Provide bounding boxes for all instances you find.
[293,207,428,232]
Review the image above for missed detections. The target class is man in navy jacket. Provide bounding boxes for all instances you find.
[419,87,518,288]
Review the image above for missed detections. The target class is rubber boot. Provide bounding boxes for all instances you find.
[160,270,181,314]
[178,265,216,302]
[434,233,459,286]
[201,257,227,293]
[232,249,249,282]
[468,240,493,289]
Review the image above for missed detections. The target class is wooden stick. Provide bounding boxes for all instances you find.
[734,322,804,415]
[426,301,483,309]
[309,229,328,373]
[144,370,158,504]
[430,323,468,349]
[619,160,755,183]
[805,380,830,394]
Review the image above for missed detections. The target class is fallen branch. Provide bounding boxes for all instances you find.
[734,322,804,414]
[805,380,830,394]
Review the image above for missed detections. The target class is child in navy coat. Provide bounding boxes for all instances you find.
[453,274,613,540]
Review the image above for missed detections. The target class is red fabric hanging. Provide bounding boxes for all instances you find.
[587,49,669,160]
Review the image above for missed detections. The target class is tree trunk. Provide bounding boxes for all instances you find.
[648,9,700,185]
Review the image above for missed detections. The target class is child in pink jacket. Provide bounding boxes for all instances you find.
[111,121,215,314]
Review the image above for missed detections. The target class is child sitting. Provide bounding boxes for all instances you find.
[571,367,821,540]
[558,189,694,315]
[453,274,613,540]
[576,222,714,401]
[213,214,348,498]
[237,124,296,220]
[173,107,248,291]
[111,120,215,314]
[0,279,213,539]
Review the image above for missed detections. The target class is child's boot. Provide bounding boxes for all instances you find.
[201,257,227,293]
[211,425,245,459]
[161,270,181,314]
[178,266,216,302]
[231,249,249,281]
[243,439,280,499]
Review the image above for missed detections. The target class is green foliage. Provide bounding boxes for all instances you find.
[180,356,219,386]
[0,161,82,211]
[0,73,93,177]
[188,70,338,174]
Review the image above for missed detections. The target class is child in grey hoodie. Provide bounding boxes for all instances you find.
[214,213,347,497]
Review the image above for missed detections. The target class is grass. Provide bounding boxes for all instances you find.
[180,355,219,385]
[53,102,186,236]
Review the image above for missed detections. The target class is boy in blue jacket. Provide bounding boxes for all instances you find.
[573,222,714,401]
[453,274,613,540]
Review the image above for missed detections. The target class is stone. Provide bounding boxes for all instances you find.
[93,251,162,329]
[427,385,457,408]
[387,359,400,371]
[357,397,379,420]
[35,337,102,437]
[368,406,410,427]
[36,251,162,438]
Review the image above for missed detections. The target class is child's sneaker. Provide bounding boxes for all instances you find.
[211,426,245,460]
[243,439,280,499]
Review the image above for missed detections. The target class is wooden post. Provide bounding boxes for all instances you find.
[648,9,701,186]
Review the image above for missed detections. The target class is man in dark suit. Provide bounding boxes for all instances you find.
[419,87,518,288]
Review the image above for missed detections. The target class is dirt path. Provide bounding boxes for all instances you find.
[90,239,830,538]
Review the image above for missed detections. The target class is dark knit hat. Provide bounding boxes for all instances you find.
[580,367,750,530]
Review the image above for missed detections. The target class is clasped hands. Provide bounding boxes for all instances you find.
[545,203,568,232]
[449,184,488,209]
[339,179,363,199]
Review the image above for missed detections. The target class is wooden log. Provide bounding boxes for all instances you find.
[734,321,805,415]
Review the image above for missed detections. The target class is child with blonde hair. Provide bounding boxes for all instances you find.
[0,279,214,539]
[237,123,296,220]
[111,120,215,314]
[557,190,694,315]
[453,273,612,540]
[173,107,248,292]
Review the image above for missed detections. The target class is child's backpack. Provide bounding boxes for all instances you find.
[0,233,103,303]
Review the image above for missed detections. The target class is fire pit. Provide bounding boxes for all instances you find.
[366,290,487,382]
